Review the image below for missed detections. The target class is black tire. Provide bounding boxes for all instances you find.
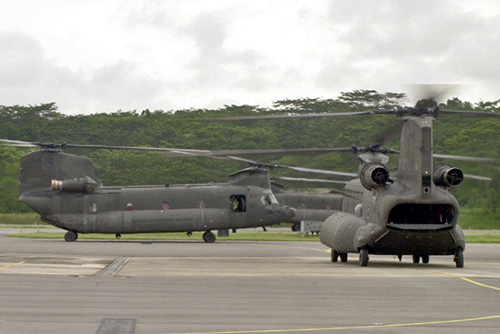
[64,231,78,242]
[291,223,300,232]
[359,248,369,267]
[331,250,339,263]
[412,254,420,264]
[203,231,216,243]
[421,254,430,264]
[340,253,348,263]
[455,251,464,268]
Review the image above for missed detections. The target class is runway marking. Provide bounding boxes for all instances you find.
[157,314,500,334]
[0,261,25,270]
[159,269,500,334]
[418,268,500,292]
[460,277,500,291]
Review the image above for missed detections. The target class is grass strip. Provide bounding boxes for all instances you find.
[8,231,321,242]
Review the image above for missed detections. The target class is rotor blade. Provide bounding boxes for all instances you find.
[438,109,500,118]
[0,143,39,148]
[205,110,395,122]
[199,154,358,177]
[464,174,492,181]
[160,147,355,158]
[0,139,39,147]
[205,106,500,122]
[160,149,359,177]
[0,139,218,156]
[205,155,269,166]
[272,176,348,185]
[278,165,357,177]
[434,153,500,165]
[407,84,459,104]
[63,143,213,154]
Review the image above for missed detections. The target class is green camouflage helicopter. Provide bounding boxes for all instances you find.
[0,140,296,242]
[205,98,500,267]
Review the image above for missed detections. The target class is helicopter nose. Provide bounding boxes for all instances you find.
[275,204,296,220]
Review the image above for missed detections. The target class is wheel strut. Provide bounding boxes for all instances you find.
[359,248,369,266]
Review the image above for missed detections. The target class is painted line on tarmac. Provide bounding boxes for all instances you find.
[159,270,500,334]
[157,314,500,334]
[460,277,500,291]
[418,268,500,292]
[0,261,25,270]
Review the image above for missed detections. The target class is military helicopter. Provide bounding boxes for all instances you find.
[272,183,343,231]
[159,151,350,231]
[0,140,296,242]
[206,98,500,267]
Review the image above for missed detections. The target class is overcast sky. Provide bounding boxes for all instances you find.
[1,0,500,115]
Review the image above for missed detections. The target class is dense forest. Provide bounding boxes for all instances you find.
[1,90,499,217]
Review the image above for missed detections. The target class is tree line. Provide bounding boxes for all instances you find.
[1,90,499,214]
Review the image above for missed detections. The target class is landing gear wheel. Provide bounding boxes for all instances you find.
[203,231,216,243]
[331,250,339,263]
[421,254,430,264]
[64,231,78,242]
[340,253,348,263]
[412,254,421,264]
[455,250,464,268]
[291,223,300,231]
[115,234,121,239]
[359,248,369,267]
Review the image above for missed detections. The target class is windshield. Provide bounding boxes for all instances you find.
[261,190,278,205]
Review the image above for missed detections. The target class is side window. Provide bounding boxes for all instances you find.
[230,195,246,212]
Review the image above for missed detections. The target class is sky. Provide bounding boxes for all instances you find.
[1,0,500,115]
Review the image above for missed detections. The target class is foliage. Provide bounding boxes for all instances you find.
[1,91,499,224]
[0,147,31,212]
[0,213,45,225]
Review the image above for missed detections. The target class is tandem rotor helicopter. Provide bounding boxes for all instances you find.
[0,140,296,243]
[204,95,500,268]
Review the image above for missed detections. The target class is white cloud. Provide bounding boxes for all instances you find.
[1,0,500,114]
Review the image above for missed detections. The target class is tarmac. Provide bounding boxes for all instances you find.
[1,229,500,334]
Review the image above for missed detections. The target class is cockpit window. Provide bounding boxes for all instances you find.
[261,190,278,205]
[230,195,246,212]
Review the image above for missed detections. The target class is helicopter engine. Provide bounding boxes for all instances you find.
[433,162,464,188]
[51,176,97,193]
[359,162,389,190]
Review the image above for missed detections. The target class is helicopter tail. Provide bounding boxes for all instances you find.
[19,149,100,197]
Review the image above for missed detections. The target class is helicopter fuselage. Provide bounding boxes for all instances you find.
[22,183,292,234]
[320,115,466,266]
[321,179,464,256]
[274,191,342,224]
[18,150,295,241]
